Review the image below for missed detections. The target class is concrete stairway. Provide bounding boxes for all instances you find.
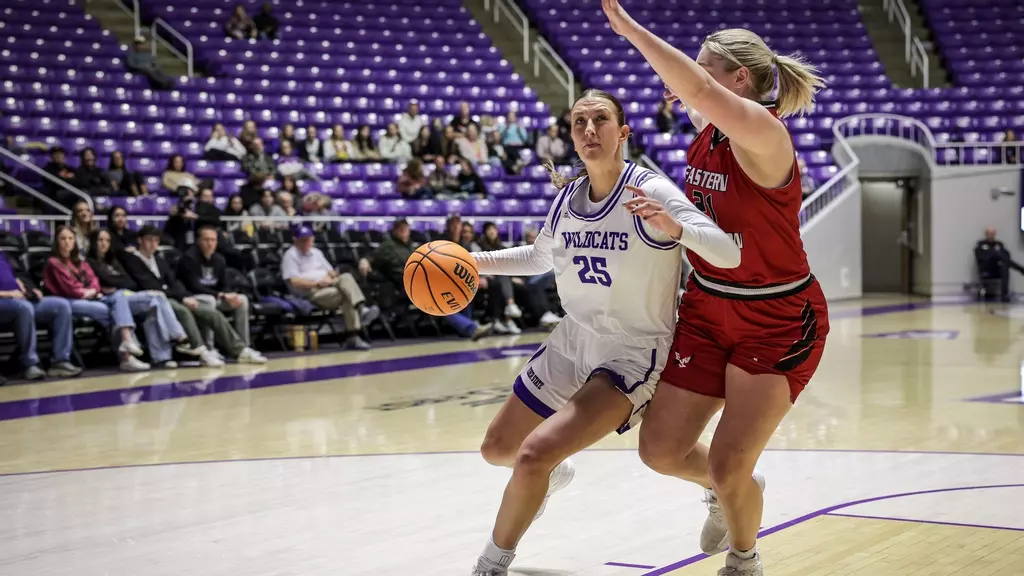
[858,0,949,88]
[83,0,194,78]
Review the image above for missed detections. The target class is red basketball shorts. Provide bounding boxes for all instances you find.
[660,275,830,403]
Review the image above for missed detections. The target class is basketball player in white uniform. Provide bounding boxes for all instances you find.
[468,89,741,575]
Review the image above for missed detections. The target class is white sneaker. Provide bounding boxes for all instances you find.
[538,310,561,327]
[534,458,575,519]
[701,470,766,555]
[237,347,268,364]
[471,555,512,576]
[200,348,225,367]
[504,302,523,319]
[504,319,522,335]
[119,340,144,358]
[717,551,763,576]
[492,319,511,334]
[120,356,151,372]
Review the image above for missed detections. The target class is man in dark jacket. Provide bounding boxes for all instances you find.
[127,226,265,364]
[43,146,78,207]
[975,227,1024,301]
[178,225,252,346]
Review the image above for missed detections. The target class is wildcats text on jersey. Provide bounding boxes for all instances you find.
[561,230,630,251]
[684,165,729,193]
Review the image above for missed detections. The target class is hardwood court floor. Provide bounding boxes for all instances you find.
[0,297,1022,575]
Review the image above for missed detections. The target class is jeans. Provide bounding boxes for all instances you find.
[0,296,74,367]
[194,294,251,345]
[444,305,479,338]
[123,291,186,363]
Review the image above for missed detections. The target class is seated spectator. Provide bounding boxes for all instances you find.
[324,124,354,162]
[487,130,519,175]
[351,125,381,161]
[178,226,252,346]
[126,226,266,365]
[0,253,81,380]
[454,159,488,199]
[379,122,412,162]
[276,123,298,155]
[514,227,561,328]
[239,120,259,151]
[106,205,138,257]
[253,2,279,39]
[499,110,529,161]
[280,174,302,199]
[456,125,488,166]
[300,192,332,231]
[480,114,498,139]
[249,188,288,229]
[43,146,78,206]
[441,125,461,164]
[460,221,482,252]
[277,190,298,218]
[164,186,217,249]
[412,125,439,163]
[1003,129,1018,164]
[43,226,150,372]
[108,151,149,196]
[204,123,247,161]
[225,4,257,39]
[428,157,458,196]
[655,100,677,133]
[70,200,96,254]
[73,147,115,196]
[275,141,312,181]
[798,157,815,197]
[397,158,432,199]
[398,101,426,144]
[162,154,199,193]
[556,108,572,142]
[242,137,276,186]
[282,226,380,349]
[87,228,199,367]
[975,227,1024,301]
[126,36,174,90]
[536,124,570,165]
[450,101,478,136]
[300,125,324,162]
[478,221,523,334]
[223,193,254,237]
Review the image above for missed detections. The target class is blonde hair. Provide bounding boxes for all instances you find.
[702,29,826,117]
[545,89,627,190]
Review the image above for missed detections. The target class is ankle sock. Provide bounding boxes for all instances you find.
[482,538,515,567]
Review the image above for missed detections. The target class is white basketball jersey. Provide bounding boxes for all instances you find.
[544,163,682,344]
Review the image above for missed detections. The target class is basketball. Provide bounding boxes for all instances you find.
[404,241,479,316]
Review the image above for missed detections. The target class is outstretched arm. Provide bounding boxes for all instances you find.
[472,233,554,277]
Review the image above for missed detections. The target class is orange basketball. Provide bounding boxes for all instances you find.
[404,240,479,316]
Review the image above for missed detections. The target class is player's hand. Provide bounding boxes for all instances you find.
[601,0,636,36]
[623,186,683,241]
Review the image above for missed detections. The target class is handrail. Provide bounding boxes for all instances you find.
[490,0,529,64]
[799,118,861,229]
[533,35,575,110]
[0,146,92,212]
[113,0,141,39]
[882,0,930,88]
[0,172,71,215]
[151,17,194,77]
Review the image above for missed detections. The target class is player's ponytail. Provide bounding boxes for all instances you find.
[544,158,587,191]
[774,53,826,118]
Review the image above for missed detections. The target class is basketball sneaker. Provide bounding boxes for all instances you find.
[716,550,762,576]
[700,470,766,555]
[471,556,511,576]
[534,458,576,519]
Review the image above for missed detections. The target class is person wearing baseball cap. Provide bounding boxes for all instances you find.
[281,225,380,349]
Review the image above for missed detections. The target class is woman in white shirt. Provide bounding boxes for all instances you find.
[456,124,489,165]
[204,123,247,161]
[379,122,412,162]
[323,124,355,163]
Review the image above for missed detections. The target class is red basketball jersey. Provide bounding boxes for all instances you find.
[682,102,810,287]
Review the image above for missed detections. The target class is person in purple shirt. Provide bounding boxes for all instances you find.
[0,253,82,380]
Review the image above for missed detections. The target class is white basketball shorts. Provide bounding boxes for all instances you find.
[512,315,670,434]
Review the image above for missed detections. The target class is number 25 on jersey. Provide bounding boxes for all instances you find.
[573,255,612,287]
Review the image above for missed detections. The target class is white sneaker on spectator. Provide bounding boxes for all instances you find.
[504,302,523,319]
[119,340,144,358]
[539,311,562,327]
[492,320,514,335]
[359,304,381,326]
[345,335,372,350]
[120,356,150,372]
[471,323,493,341]
[175,341,205,357]
[200,348,225,367]
[237,347,268,364]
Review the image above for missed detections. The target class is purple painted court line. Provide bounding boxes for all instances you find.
[964,390,1024,404]
[642,483,1024,575]
[605,562,657,569]
[825,512,1024,533]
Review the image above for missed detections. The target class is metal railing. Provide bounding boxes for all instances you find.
[799,118,861,229]
[882,0,931,88]
[0,172,71,215]
[112,0,142,39]
[0,146,92,212]
[482,0,576,110]
[151,17,194,77]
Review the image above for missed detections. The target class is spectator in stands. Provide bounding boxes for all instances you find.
[655,100,677,133]
[276,124,298,155]
[164,186,221,250]
[223,194,254,237]
[238,120,259,151]
[480,114,498,139]
[975,227,1024,301]
[455,159,488,199]
[280,174,301,198]
[249,188,288,229]
[478,221,523,335]
[380,122,413,162]
[43,146,78,206]
[450,101,478,136]
[300,125,324,162]
[126,36,174,90]
[242,137,276,187]
[225,4,257,40]
[456,125,489,166]
[514,227,561,328]
[44,226,150,372]
[500,110,529,166]
[351,125,381,161]
[127,226,266,365]
[412,126,439,163]
[487,130,519,175]
[282,226,380,350]
[324,125,354,162]
[179,226,252,345]
[536,124,569,165]
[108,151,149,196]
[275,140,311,181]
[397,159,432,199]
[87,228,200,367]
[253,2,279,40]
[162,154,199,194]
[106,205,138,256]
[277,190,298,219]
[204,123,247,161]
[69,200,96,254]
[460,221,482,252]
[398,101,425,144]
[555,108,572,143]
[73,147,114,196]
[0,253,81,380]
[429,157,458,196]
[1003,129,1017,164]
[798,157,815,197]
[441,125,461,164]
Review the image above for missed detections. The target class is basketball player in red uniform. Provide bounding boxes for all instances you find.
[603,2,830,575]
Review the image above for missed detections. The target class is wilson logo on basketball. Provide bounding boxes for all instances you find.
[454,263,477,292]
